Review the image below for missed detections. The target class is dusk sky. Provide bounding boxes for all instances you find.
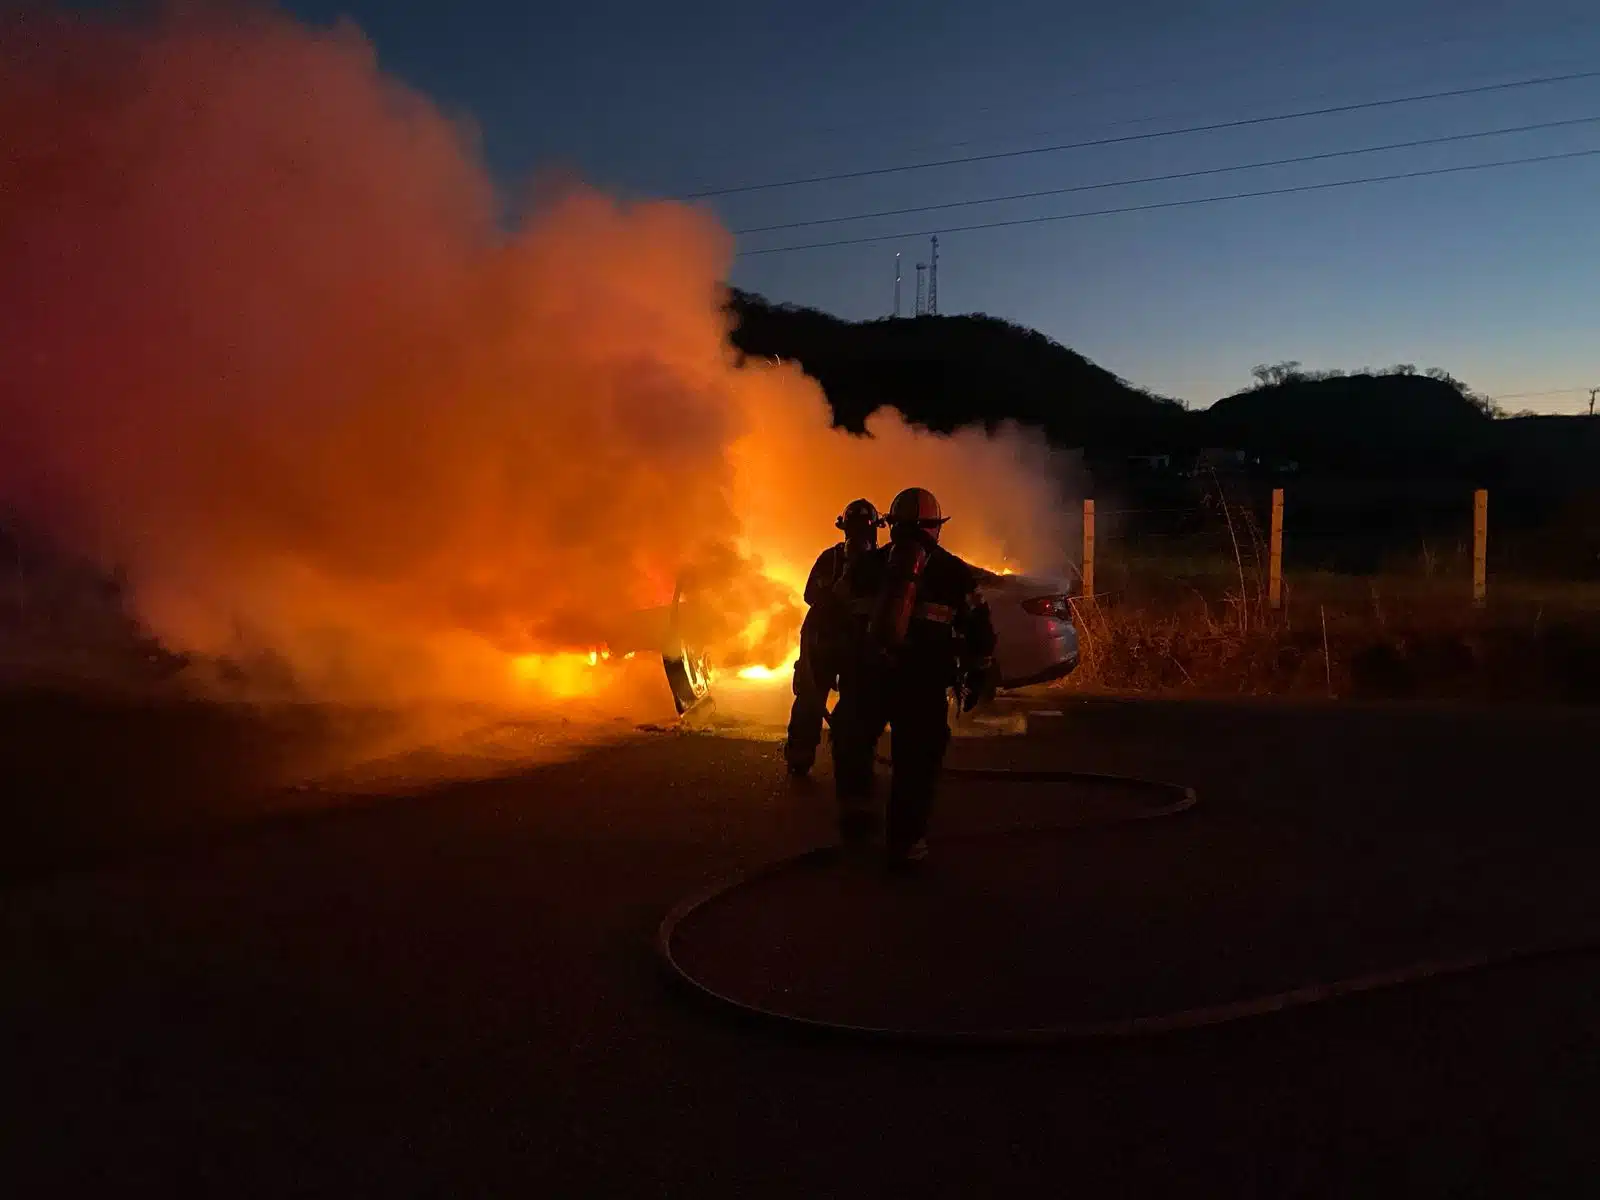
[280,0,1600,412]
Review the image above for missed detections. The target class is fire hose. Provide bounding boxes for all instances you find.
[655,761,1600,1046]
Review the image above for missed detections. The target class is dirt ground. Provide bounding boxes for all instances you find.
[4,690,1600,1196]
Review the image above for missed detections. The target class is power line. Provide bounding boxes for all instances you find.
[732,114,1600,235]
[1488,386,1594,400]
[734,146,1600,257]
[688,68,1600,200]
[689,18,1586,170]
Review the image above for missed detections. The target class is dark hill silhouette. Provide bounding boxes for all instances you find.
[1484,413,1600,489]
[1206,372,1493,476]
[725,291,1595,492]
[726,289,1187,450]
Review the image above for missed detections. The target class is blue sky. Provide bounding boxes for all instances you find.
[281,0,1600,412]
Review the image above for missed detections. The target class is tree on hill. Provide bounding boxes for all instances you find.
[1422,367,1504,418]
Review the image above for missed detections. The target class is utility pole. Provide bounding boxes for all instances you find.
[1590,387,1597,417]
[893,252,901,318]
[927,235,939,315]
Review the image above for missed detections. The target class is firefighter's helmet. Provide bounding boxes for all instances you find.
[835,498,882,534]
[887,487,949,536]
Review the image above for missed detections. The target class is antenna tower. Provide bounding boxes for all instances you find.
[893,252,902,318]
[928,235,939,315]
[914,263,927,316]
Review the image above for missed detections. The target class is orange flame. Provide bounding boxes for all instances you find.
[0,6,1074,721]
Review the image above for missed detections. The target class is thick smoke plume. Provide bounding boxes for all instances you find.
[0,6,1069,717]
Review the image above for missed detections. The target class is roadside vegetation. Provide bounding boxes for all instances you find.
[1060,511,1600,704]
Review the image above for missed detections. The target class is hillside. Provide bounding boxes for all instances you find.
[726,292,1597,493]
[1205,372,1494,476]
[726,290,1188,450]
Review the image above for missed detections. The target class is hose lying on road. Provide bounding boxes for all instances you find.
[656,760,1599,1045]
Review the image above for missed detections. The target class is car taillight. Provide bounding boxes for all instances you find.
[1021,595,1071,621]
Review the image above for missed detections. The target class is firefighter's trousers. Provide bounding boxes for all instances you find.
[785,610,841,768]
[830,665,952,853]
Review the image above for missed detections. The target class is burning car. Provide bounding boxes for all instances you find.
[662,568,1079,715]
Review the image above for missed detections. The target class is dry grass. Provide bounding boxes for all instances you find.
[1065,582,1600,704]
[1059,495,1600,704]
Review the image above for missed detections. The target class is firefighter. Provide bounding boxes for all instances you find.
[782,498,883,776]
[830,486,997,867]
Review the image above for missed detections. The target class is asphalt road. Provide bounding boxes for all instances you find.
[4,692,1600,1196]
